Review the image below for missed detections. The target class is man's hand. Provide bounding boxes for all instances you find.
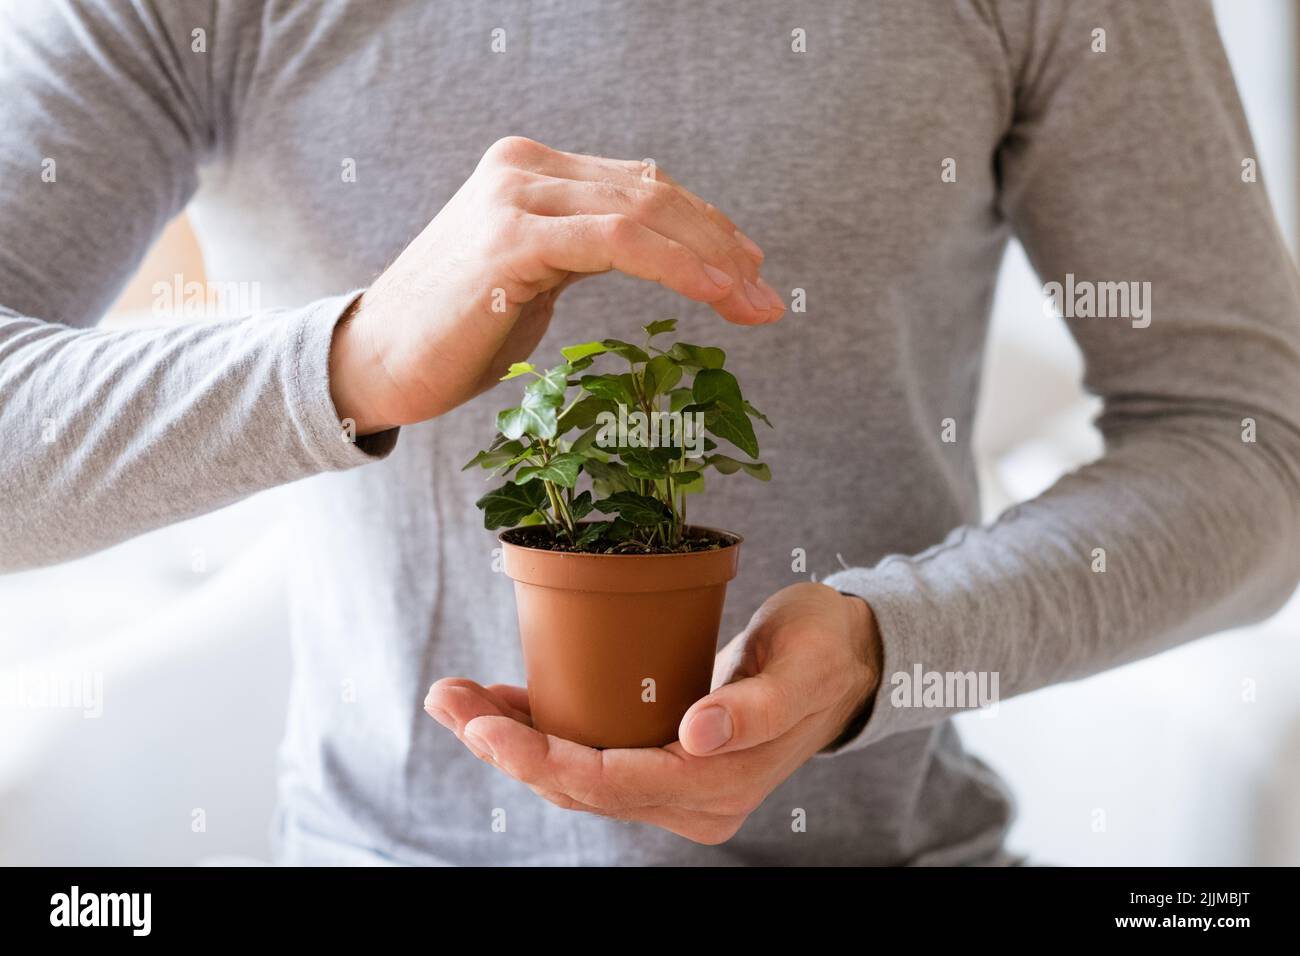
[329,136,785,434]
[423,583,882,845]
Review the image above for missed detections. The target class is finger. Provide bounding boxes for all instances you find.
[530,785,749,845]
[522,175,747,268]
[495,143,778,315]
[484,683,531,717]
[550,151,761,262]
[680,661,826,757]
[462,714,725,812]
[519,176,779,319]
[527,166,762,280]
[711,629,758,689]
[548,155,770,291]
[528,214,779,325]
[485,139,760,267]
[425,677,532,731]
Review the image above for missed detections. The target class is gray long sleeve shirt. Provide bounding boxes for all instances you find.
[2,0,1299,865]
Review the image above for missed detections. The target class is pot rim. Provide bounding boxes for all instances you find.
[500,523,742,591]
[498,523,743,557]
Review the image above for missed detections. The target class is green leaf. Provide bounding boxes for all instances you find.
[600,338,651,364]
[524,365,570,405]
[675,456,707,490]
[691,368,743,407]
[572,522,608,548]
[557,395,614,434]
[668,387,695,413]
[583,458,639,495]
[570,490,595,521]
[476,481,549,529]
[744,400,773,428]
[693,369,759,457]
[462,439,525,471]
[515,452,584,488]
[621,446,676,480]
[501,446,537,474]
[705,405,759,458]
[500,362,536,381]
[569,423,604,455]
[595,491,673,526]
[604,517,639,542]
[705,454,771,481]
[497,399,558,441]
[668,342,726,369]
[642,319,678,338]
[644,354,682,398]
[517,511,548,527]
[561,341,610,363]
[580,373,638,406]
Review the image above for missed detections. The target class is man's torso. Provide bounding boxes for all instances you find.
[189,0,1016,865]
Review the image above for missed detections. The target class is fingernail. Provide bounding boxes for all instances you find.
[744,279,770,311]
[734,229,764,261]
[757,277,785,310]
[464,728,497,763]
[703,263,734,289]
[425,704,453,729]
[687,705,733,753]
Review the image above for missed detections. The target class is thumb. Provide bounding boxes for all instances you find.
[678,666,812,757]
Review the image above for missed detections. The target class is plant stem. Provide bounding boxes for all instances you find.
[537,440,576,541]
[543,479,575,539]
[666,473,678,546]
[635,376,679,549]
[557,393,584,423]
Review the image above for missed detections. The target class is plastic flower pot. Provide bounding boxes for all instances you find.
[500,526,742,749]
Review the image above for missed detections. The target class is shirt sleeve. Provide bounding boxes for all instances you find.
[823,0,1300,752]
[0,0,395,572]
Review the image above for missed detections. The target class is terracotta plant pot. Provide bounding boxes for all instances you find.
[500,526,742,749]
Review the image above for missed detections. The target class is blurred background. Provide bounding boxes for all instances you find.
[1,0,1298,866]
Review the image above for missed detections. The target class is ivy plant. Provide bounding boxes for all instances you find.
[464,319,771,552]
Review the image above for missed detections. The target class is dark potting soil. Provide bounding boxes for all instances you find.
[501,524,737,555]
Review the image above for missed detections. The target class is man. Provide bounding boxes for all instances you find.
[2,0,1297,865]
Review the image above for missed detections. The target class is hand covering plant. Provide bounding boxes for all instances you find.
[463,319,771,552]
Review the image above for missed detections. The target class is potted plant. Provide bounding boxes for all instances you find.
[463,319,772,748]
